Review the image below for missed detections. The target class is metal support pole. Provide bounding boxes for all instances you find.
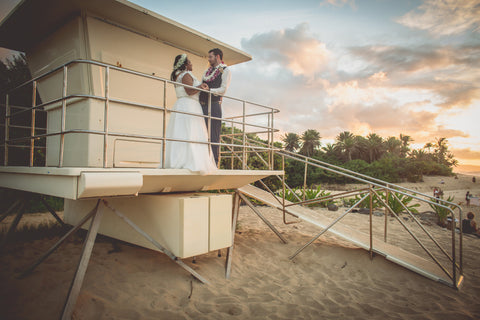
[4,94,9,166]
[384,186,389,242]
[58,66,68,167]
[103,66,109,168]
[289,193,370,260]
[0,202,26,250]
[0,199,21,224]
[61,201,104,320]
[451,208,456,287]
[30,81,37,166]
[242,101,246,170]
[102,200,209,284]
[239,192,287,244]
[162,81,167,168]
[40,197,66,226]
[230,120,234,169]
[303,159,308,202]
[208,92,212,159]
[17,200,100,279]
[369,185,373,259]
[226,191,240,278]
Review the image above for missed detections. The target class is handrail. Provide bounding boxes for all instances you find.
[223,137,463,288]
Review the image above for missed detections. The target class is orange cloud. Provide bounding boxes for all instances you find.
[396,0,480,36]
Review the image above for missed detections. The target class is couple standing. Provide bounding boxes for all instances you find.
[163,48,231,174]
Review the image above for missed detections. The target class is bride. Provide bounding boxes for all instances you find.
[162,53,217,174]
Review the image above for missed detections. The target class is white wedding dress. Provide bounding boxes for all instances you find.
[162,71,217,174]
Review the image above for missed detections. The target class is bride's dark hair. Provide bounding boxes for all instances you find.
[170,54,188,81]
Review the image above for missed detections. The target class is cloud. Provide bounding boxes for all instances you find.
[320,0,356,8]
[396,0,480,36]
[451,148,480,160]
[232,23,477,148]
[241,23,330,79]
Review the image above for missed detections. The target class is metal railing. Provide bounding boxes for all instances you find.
[0,59,280,169]
[221,137,463,288]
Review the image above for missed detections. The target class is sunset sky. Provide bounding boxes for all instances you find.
[1,0,479,171]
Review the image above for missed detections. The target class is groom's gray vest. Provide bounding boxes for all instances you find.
[199,66,227,105]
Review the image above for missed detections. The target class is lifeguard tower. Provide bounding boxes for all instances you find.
[0,0,466,319]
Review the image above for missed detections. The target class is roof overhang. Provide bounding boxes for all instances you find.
[0,0,252,65]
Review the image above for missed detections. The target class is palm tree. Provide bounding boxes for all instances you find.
[322,143,337,157]
[282,132,300,152]
[365,133,384,163]
[335,131,356,161]
[300,129,321,157]
[423,142,433,153]
[399,134,413,157]
[384,136,402,156]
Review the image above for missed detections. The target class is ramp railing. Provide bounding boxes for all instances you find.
[220,135,464,288]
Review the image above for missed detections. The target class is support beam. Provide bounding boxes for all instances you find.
[226,191,240,279]
[0,199,21,224]
[40,197,66,226]
[238,192,287,244]
[61,200,104,320]
[102,200,209,284]
[17,200,101,279]
[0,202,26,250]
[289,193,370,260]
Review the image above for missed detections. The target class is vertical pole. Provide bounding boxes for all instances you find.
[303,159,308,202]
[208,92,212,159]
[369,185,373,259]
[58,66,68,167]
[30,81,37,167]
[230,120,234,169]
[282,155,286,215]
[226,191,240,279]
[162,81,167,168]
[242,101,246,170]
[267,112,271,169]
[459,208,463,278]
[451,209,456,287]
[103,66,109,168]
[4,94,9,166]
[270,110,274,170]
[384,186,389,242]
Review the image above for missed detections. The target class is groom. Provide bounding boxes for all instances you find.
[199,48,231,165]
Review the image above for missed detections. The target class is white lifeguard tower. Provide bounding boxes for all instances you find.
[0,0,466,319]
[0,0,282,318]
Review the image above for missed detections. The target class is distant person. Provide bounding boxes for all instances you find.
[473,176,476,183]
[161,53,217,174]
[433,187,438,198]
[465,191,471,206]
[199,48,231,165]
[462,212,480,237]
[440,179,445,184]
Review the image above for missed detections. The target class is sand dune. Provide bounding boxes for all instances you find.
[1,174,480,319]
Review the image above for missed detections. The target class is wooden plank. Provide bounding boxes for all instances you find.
[238,184,450,284]
[61,202,104,320]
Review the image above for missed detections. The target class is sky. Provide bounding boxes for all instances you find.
[1,0,479,171]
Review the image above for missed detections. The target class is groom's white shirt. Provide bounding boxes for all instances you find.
[204,67,231,96]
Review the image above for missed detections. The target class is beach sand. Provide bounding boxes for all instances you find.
[1,174,479,319]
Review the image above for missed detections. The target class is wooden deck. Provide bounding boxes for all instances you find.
[238,184,453,286]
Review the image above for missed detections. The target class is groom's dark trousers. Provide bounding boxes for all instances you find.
[201,101,221,165]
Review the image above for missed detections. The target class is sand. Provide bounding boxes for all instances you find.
[1,174,480,319]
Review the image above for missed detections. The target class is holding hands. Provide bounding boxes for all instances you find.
[200,83,209,91]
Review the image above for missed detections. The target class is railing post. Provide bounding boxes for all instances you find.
[384,185,389,242]
[303,159,308,202]
[58,66,68,167]
[459,208,463,279]
[451,209,456,287]
[369,185,373,259]
[208,92,212,160]
[162,81,167,168]
[29,81,37,167]
[4,94,9,166]
[242,101,246,170]
[230,120,234,169]
[103,66,109,168]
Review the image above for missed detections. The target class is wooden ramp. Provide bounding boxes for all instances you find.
[238,184,452,286]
